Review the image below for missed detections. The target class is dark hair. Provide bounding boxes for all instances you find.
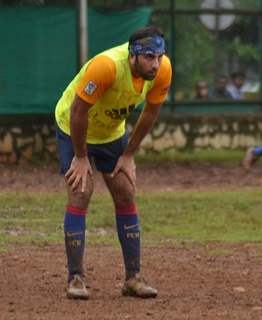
[216,75,227,80]
[195,80,208,89]
[231,71,245,79]
[129,26,164,45]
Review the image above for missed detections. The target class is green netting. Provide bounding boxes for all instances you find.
[0,6,152,114]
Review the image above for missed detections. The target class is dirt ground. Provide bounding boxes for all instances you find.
[1,161,262,192]
[1,162,262,320]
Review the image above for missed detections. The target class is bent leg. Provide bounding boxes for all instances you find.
[103,171,140,280]
[243,146,262,171]
[252,146,262,156]
[56,125,93,298]
[64,177,94,281]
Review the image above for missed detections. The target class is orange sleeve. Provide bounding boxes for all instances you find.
[146,55,172,105]
[76,55,116,105]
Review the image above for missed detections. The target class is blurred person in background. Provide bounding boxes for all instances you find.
[55,26,172,300]
[193,80,210,100]
[242,146,262,171]
[227,71,246,100]
[209,75,232,100]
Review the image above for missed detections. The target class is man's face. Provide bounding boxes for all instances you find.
[196,82,208,98]
[234,76,245,89]
[217,78,227,91]
[133,53,163,80]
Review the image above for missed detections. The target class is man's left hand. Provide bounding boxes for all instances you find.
[110,154,136,189]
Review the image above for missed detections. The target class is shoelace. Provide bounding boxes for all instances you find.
[72,276,86,289]
[135,276,148,285]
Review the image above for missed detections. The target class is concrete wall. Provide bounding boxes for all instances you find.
[137,113,262,154]
[0,116,56,163]
[0,113,262,163]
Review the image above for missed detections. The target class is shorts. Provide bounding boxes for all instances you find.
[56,125,128,174]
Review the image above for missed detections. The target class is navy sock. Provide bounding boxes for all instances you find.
[64,206,87,282]
[116,204,140,280]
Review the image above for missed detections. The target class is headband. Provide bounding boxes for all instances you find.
[129,35,165,55]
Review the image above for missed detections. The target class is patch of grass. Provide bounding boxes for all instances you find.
[0,246,14,253]
[207,248,235,256]
[138,190,262,243]
[1,189,262,245]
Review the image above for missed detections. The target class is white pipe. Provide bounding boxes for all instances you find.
[77,0,88,68]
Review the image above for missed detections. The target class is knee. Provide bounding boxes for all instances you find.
[114,190,136,212]
[115,190,135,207]
[68,190,91,209]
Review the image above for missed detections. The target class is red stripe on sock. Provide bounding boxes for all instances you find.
[66,205,87,216]
[115,203,137,215]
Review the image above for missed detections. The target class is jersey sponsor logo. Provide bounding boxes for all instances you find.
[160,86,169,93]
[91,113,121,130]
[105,104,135,120]
[159,86,170,96]
[84,80,97,95]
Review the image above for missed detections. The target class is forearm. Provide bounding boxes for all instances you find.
[70,96,92,158]
[70,112,88,158]
[124,103,161,156]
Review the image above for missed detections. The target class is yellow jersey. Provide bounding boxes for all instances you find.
[55,42,172,144]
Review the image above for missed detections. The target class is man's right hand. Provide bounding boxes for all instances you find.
[65,156,93,192]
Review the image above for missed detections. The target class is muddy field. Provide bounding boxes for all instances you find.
[1,162,262,320]
[1,162,262,192]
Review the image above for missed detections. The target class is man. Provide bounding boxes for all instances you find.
[55,26,172,300]
[227,71,246,100]
[193,80,210,100]
[209,75,232,100]
[242,146,262,171]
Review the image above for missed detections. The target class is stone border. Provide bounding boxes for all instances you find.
[0,113,262,163]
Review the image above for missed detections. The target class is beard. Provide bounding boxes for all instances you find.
[134,58,157,80]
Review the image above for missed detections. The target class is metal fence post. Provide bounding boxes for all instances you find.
[170,0,176,110]
[77,0,88,69]
[257,0,262,99]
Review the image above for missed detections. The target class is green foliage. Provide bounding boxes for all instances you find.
[236,0,258,9]
[175,17,214,96]
[152,0,260,98]
[230,37,259,62]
